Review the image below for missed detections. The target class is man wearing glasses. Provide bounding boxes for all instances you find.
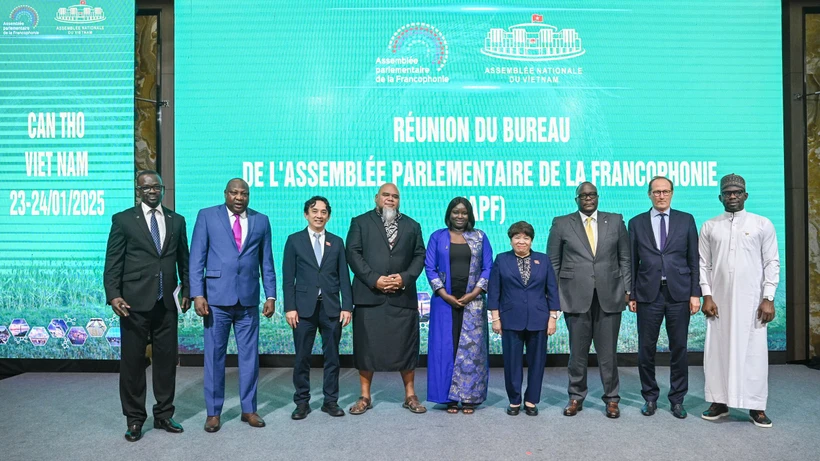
[627,176,701,419]
[104,170,191,442]
[547,182,631,418]
[699,173,779,428]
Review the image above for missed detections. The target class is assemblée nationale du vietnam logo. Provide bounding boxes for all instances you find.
[55,0,106,24]
[481,14,585,62]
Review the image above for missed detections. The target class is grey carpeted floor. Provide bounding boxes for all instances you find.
[1,365,818,460]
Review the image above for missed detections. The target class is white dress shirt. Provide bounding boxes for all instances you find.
[141,202,165,250]
[650,207,671,251]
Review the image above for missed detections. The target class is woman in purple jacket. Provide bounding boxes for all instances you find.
[424,197,493,414]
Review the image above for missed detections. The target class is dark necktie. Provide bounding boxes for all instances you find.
[659,212,667,250]
[659,212,667,279]
[150,209,163,300]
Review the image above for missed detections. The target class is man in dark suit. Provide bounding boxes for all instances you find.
[546,182,631,418]
[628,176,700,419]
[189,178,276,433]
[283,196,353,420]
[104,170,190,442]
[346,183,427,415]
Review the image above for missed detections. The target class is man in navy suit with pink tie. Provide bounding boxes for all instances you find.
[190,178,277,433]
[628,176,701,419]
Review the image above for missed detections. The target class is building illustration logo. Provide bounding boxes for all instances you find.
[481,14,585,62]
[55,0,105,24]
[389,23,448,71]
[9,5,38,28]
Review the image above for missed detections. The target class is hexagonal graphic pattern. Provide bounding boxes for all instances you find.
[0,326,10,345]
[67,326,88,346]
[28,327,49,346]
[86,318,106,337]
[105,326,121,347]
[48,319,68,338]
[9,319,29,338]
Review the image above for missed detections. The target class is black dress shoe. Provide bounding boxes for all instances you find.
[506,405,520,416]
[641,401,657,416]
[292,403,311,420]
[321,402,345,417]
[154,418,184,433]
[524,404,539,416]
[124,424,142,442]
[672,404,687,419]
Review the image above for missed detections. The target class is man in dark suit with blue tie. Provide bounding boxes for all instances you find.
[628,176,701,419]
[104,170,190,442]
[190,178,277,432]
[283,196,353,420]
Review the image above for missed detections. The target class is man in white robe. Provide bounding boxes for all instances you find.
[698,173,780,428]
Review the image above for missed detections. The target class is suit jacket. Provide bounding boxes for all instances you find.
[282,229,353,317]
[487,251,560,331]
[628,208,701,303]
[345,209,426,308]
[546,211,631,314]
[189,205,276,307]
[103,205,189,312]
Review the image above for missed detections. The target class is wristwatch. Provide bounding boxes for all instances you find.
[764,295,774,302]
[550,311,561,320]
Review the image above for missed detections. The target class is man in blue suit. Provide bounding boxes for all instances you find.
[190,178,276,433]
[283,196,352,420]
[628,176,701,419]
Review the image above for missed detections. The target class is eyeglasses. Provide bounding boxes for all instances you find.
[137,185,165,192]
[651,190,672,197]
[721,190,745,198]
[576,193,598,200]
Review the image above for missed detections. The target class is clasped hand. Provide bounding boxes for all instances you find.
[376,274,403,293]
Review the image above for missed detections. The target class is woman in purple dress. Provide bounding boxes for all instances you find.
[425,197,493,414]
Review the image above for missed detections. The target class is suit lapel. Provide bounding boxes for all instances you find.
[597,212,611,254]
[320,233,334,268]
[644,210,660,253]
[133,205,155,249]
[505,253,525,287]
[161,207,173,256]
[218,206,236,250]
[663,209,678,250]
[244,210,257,255]
[570,213,595,258]
[368,210,391,249]
[529,253,543,285]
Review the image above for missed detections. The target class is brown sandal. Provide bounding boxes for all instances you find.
[446,403,459,414]
[349,396,372,415]
[462,404,475,414]
[402,395,427,414]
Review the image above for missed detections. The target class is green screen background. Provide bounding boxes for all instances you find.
[175,1,786,356]
[0,1,135,358]
[0,0,786,360]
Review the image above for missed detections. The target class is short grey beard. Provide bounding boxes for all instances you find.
[382,206,397,224]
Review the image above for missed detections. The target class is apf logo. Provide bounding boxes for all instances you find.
[8,5,38,28]
[389,23,448,71]
[55,0,106,24]
[482,14,585,62]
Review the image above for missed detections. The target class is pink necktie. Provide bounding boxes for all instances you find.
[233,214,242,251]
